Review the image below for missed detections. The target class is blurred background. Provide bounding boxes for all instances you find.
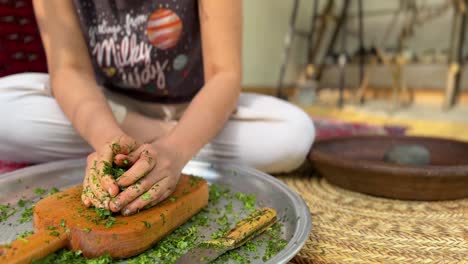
[1,0,467,145]
[242,0,468,118]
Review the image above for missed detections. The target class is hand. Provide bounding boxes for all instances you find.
[109,140,187,216]
[81,135,138,209]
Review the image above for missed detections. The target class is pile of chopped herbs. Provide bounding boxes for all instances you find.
[2,181,288,264]
[102,161,126,180]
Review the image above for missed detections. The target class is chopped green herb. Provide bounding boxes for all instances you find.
[19,205,34,224]
[94,208,112,220]
[49,231,60,237]
[18,230,34,239]
[262,222,287,261]
[142,221,151,229]
[56,193,69,200]
[102,161,126,180]
[168,197,177,202]
[160,213,166,225]
[83,228,92,233]
[104,217,116,228]
[141,193,151,201]
[189,176,202,187]
[46,226,57,230]
[0,204,17,222]
[17,199,28,208]
[225,201,233,214]
[111,142,122,154]
[31,250,112,264]
[34,188,47,195]
[235,192,256,212]
[49,187,60,195]
[59,219,66,227]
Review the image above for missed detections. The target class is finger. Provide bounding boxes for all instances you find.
[121,177,172,216]
[82,173,106,209]
[100,170,120,197]
[116,148,156,187]
[117,137,139,154]
[96,136,138,195]
[95,149,119,196]
[109,171,166,212]
[109,181,144,213]
[116,143,149,166]
[146,189,173,208]
[82,155,99,207]
[86,191,107,209]
[81,182,92,207]
[88,171,110,208]
[109,135,139,155]
[114,154,130,167]
[82,160,92,207]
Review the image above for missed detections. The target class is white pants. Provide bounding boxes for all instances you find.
[0,73,315,173]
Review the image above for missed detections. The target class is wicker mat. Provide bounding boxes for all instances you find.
[278,172,468,264]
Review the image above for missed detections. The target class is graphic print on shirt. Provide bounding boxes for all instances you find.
[89,10,178,91]
[74,0,204,103]
[146,8,183,50]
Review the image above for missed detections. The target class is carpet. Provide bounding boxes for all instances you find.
[304,105,468,142]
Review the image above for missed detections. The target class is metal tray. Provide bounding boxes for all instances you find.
[0,158,311,263]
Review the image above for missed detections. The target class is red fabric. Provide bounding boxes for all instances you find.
[0,160,29,174]
[0,0,48,77]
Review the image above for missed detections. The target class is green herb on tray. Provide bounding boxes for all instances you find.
[19,205,35,224]
[15,184,288,264]
[34,188,47,196]
[18,230,34,239]
[49,187,60,195]
[0,204,17,222]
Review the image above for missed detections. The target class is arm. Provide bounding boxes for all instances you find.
[109,0,242,214]
[33,0,124,149]
[34,1,137,204]
[160,0,242,161]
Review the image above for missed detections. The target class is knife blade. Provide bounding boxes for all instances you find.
[174,207,278,264]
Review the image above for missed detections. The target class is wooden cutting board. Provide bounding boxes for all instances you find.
[0,174,209,264]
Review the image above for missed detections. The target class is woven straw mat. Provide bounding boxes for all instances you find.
[278,173,468,264]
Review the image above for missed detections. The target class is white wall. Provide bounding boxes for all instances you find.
[242,0,455,87]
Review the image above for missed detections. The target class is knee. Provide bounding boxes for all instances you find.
[0,105,91,163]
[253,114,315,174]
[272,118,315,173]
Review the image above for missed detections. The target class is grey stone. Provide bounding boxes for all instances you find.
[383,144,431,166]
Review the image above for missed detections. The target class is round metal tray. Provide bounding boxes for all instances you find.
[0,158,311,263]
[309,135,468,200]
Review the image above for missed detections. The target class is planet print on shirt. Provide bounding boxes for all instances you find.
[173,54,188,71]
[146,8,183,50]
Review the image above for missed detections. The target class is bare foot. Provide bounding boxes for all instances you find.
[121,111,176,143]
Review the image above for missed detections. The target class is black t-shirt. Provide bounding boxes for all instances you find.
[73,0,204,103]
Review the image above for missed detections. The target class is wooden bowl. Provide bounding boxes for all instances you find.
[309,135,468,200]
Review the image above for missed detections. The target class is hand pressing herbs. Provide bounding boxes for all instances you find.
[108,140,187,216]
[81,135,138,210]
[81,134,188,217]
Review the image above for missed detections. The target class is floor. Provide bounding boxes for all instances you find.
[339,100,468,124]
[302,88,468,124]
